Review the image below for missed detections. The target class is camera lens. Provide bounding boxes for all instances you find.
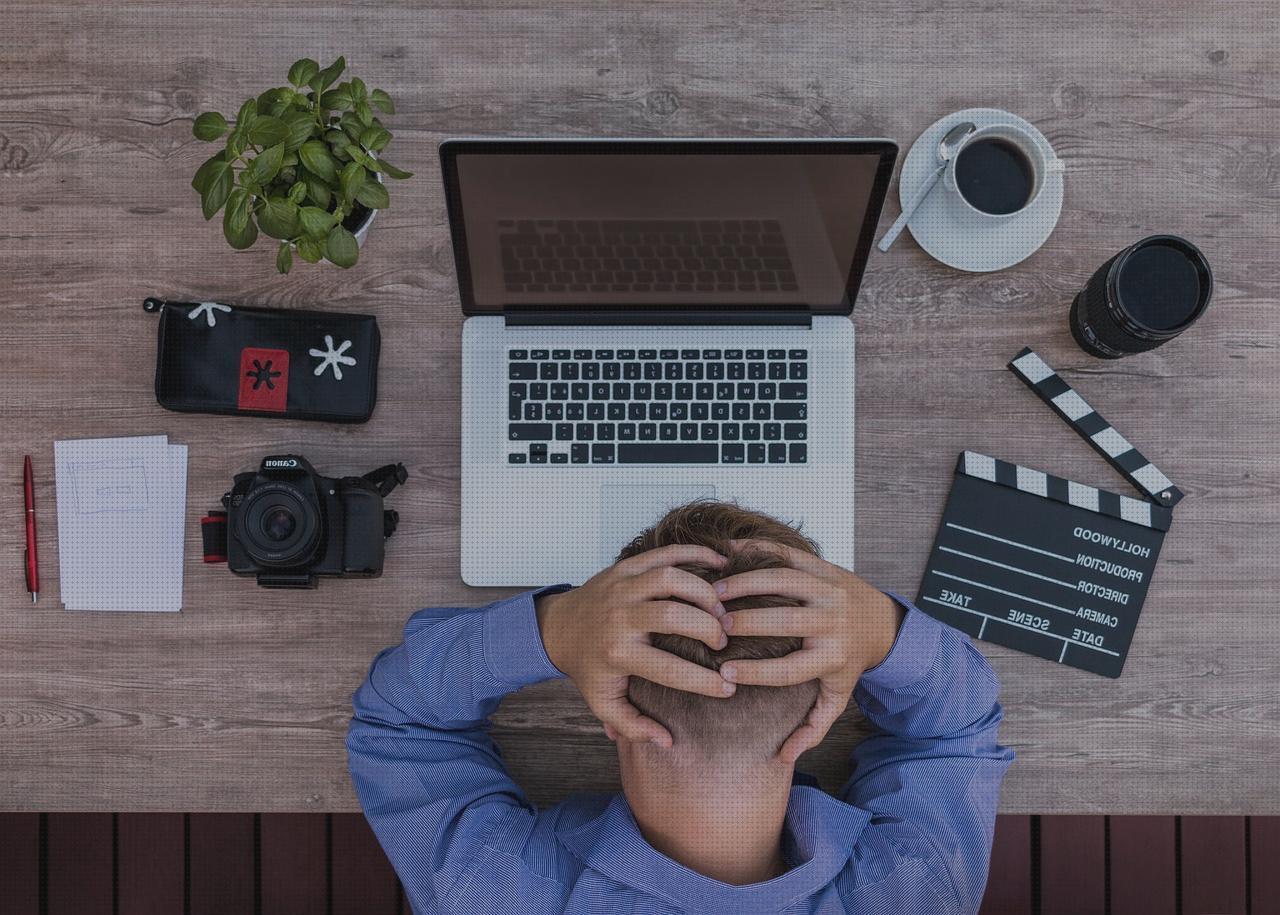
[236,483,321,569]
[1070,235,1212,359]
[261,507,297,542]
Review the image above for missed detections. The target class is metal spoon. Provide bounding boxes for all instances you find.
[877,121,976,253]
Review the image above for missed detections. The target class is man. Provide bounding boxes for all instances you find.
[348,501,1013,914]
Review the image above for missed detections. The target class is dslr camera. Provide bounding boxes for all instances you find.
[207,455,407,589]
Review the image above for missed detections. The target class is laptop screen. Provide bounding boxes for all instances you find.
[441,140,897,315]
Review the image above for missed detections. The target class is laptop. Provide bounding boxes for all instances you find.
[443,139,898,586]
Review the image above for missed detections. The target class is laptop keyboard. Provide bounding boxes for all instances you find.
[507,348,809,465]
[499,219,799,294]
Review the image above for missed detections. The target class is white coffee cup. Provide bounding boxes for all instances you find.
[942,123,1064,221]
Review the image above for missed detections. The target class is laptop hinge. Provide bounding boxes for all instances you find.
[503,304,812,327]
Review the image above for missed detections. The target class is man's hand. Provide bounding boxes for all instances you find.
[713,541,905,764]
[535,545,736,748]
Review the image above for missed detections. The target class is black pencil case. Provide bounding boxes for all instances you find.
[145,297,380,423]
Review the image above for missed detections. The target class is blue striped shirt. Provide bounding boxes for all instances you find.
[348,588,1012,914]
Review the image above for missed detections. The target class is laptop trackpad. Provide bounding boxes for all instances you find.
[599,483,716,564]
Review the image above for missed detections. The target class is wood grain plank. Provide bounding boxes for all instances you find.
[1039,816,1105,915]
[1251,817,1280,915]
[117,813,184,915]
[331,813,398,915]
[260,813,328,915]
[978,815,1031,915]
[1180,816,1247,915]
[1108,816,1176,915]
[0,813,41,915]
[188,813,255,915]
[0,0,1277,814]
[45,813,114,915]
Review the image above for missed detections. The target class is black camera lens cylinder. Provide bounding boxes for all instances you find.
[1070,235,1212,358]
[238,483,322,568]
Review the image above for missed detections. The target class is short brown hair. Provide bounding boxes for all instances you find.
[620,501,820,758]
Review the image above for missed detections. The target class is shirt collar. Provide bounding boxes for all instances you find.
[558,786,871,910]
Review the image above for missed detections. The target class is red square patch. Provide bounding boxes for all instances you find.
[238,348,290,412]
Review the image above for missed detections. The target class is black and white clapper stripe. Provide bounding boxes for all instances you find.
[1007,348,1184,508]
[958,451,1173,532]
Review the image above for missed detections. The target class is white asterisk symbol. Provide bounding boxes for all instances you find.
[189,302,232,328]
[309,335,357,380]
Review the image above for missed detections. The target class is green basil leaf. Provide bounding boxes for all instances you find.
[355,179,389,210]
[225,187,251,234]
[369,89,394,115]
[247,143,286,185]
[302,171,332,208]
[349,77,367,102]
[287,58,320,88]
[373,157,414,180]
[296,235,324,263]
[276,240,294,274]
[225,128,247,159]
[193,111,228,141]
[200,160,234,219]
[320,87,352,111]
[298,140,337,182]
[223,204,258,250]
[287,181,308,204]
[281,110,315,152]
[340,110,363,137]
[298,205,335,239]
[355,100,374,127]
[316,56,346,93]
[359,126,391,152]
[325,225,359,268]
[343,144,377,169]
[236,97,258,127]
[257,196,300,240]
[247,115,288,148]
[339,160,366,201]
[191,151,226,193]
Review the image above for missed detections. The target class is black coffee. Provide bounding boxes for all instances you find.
[1115,242,1202,331]
[954,138,1035,215]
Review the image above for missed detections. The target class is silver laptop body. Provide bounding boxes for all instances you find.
[444,139,897,586]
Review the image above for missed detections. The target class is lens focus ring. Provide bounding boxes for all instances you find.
[236,482,322,568]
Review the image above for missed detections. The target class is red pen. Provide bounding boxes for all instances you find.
[24,455,39,603]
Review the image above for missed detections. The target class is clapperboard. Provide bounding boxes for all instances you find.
[918,348,1183,678]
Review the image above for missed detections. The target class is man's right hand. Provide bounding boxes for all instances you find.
[535,545,736,747]
[712,541,905,764]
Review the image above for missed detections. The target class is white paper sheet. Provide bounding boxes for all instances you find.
[54,435,187,612]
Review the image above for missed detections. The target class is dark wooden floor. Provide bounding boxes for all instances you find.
[0,813,1276,914]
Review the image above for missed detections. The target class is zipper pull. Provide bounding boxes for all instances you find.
[142,297,167,314]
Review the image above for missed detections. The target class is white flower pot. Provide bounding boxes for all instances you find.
[352,203,376,248]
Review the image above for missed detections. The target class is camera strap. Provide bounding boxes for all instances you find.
[362,462,409,497]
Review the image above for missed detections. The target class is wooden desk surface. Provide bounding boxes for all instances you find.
[2,0,1277,814]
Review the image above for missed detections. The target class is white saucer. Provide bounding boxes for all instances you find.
[899,107,1064,272]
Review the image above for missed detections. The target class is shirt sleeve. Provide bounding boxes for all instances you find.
[839,593,1015,914]
[346,586,570,911]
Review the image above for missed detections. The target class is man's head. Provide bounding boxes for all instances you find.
[618,501,821,763]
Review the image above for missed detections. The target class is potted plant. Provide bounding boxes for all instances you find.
[190,56,412,273]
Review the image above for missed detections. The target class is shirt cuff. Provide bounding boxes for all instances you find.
[859,592,942,691]
[482,585,572,688]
